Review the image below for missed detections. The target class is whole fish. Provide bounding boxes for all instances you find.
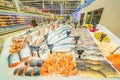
[77,62,106,78]
[47,29,69,43]
[48,32,67,44]
[29,38,38,46]
[35,35,45,46]
[54,37,74,45]
[47,27,70,42]
[79,67,107,78]
[52,43,75,52]
[81,52,105,60]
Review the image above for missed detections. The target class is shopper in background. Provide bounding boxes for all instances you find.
[49,22,55,32]
[74,18,78,29]
[63,20,66,25]
[30,19,38,28]
[48,18,50,23]
[80,16,84,28]
[66,15,70,20]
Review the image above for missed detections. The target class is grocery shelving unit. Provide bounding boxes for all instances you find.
[0,12,39,35]
[0,0,53,35]
[0,10,53,35]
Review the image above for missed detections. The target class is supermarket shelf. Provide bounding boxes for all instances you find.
[0,5,16,11]
[0,25,31,35]
[0,26,120,79]
[0,21,47,35]
[0,10,51,18]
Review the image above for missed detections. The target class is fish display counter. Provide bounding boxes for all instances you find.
[76,28,120,78]
[87,24,120,72]
[0,23,120,80]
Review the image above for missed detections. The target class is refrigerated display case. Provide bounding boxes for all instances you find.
[85,11,93,24]
[85,8,104,25]
[0,23,120,80]
[91,8,104,24]
[80,13,85,26]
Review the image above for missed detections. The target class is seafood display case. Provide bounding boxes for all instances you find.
[76,28,120,78]
[0,23,120,80]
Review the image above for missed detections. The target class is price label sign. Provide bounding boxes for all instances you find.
[66,31,71,37]
[29,45,40,57]
[74,36,80,43]
[77,49,84,59]
[47,44,54,54]
[44,34,48,43]
[100,34,107,42]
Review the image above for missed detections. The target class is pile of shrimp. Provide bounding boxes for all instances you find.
[40,52,78,76]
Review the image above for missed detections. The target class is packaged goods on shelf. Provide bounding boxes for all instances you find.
[85,24,93,29]
[23,6,39,13]
[23,6,34,13]
[31,7,36,13]
[4,1,10,7]
[23,6,30,11]
[0,0,5,6]
[35,8,39,13]
[0,10,50,35]
[0,15,27,27]
[12,3,16,8]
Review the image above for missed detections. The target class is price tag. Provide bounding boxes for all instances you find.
[74,36,80,43]
[44,34,48,43]
[35,46,40,52]
[75,36,80,40]
[77,49,84,59]
[47,44,54,54]
[100,34,107,42]
[47,44,54,50]
[74,21,78,29]
[29,45,40,57]
[66,31,71,37]
[74,21,78,25]
[93,23,97,29]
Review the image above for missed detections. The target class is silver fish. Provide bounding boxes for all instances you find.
[79,67,107,78]
[47,27,70,42]
[54,37,74,45]
[35,35,45,46]
[52,43,75,52]
[48,33,67,44]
